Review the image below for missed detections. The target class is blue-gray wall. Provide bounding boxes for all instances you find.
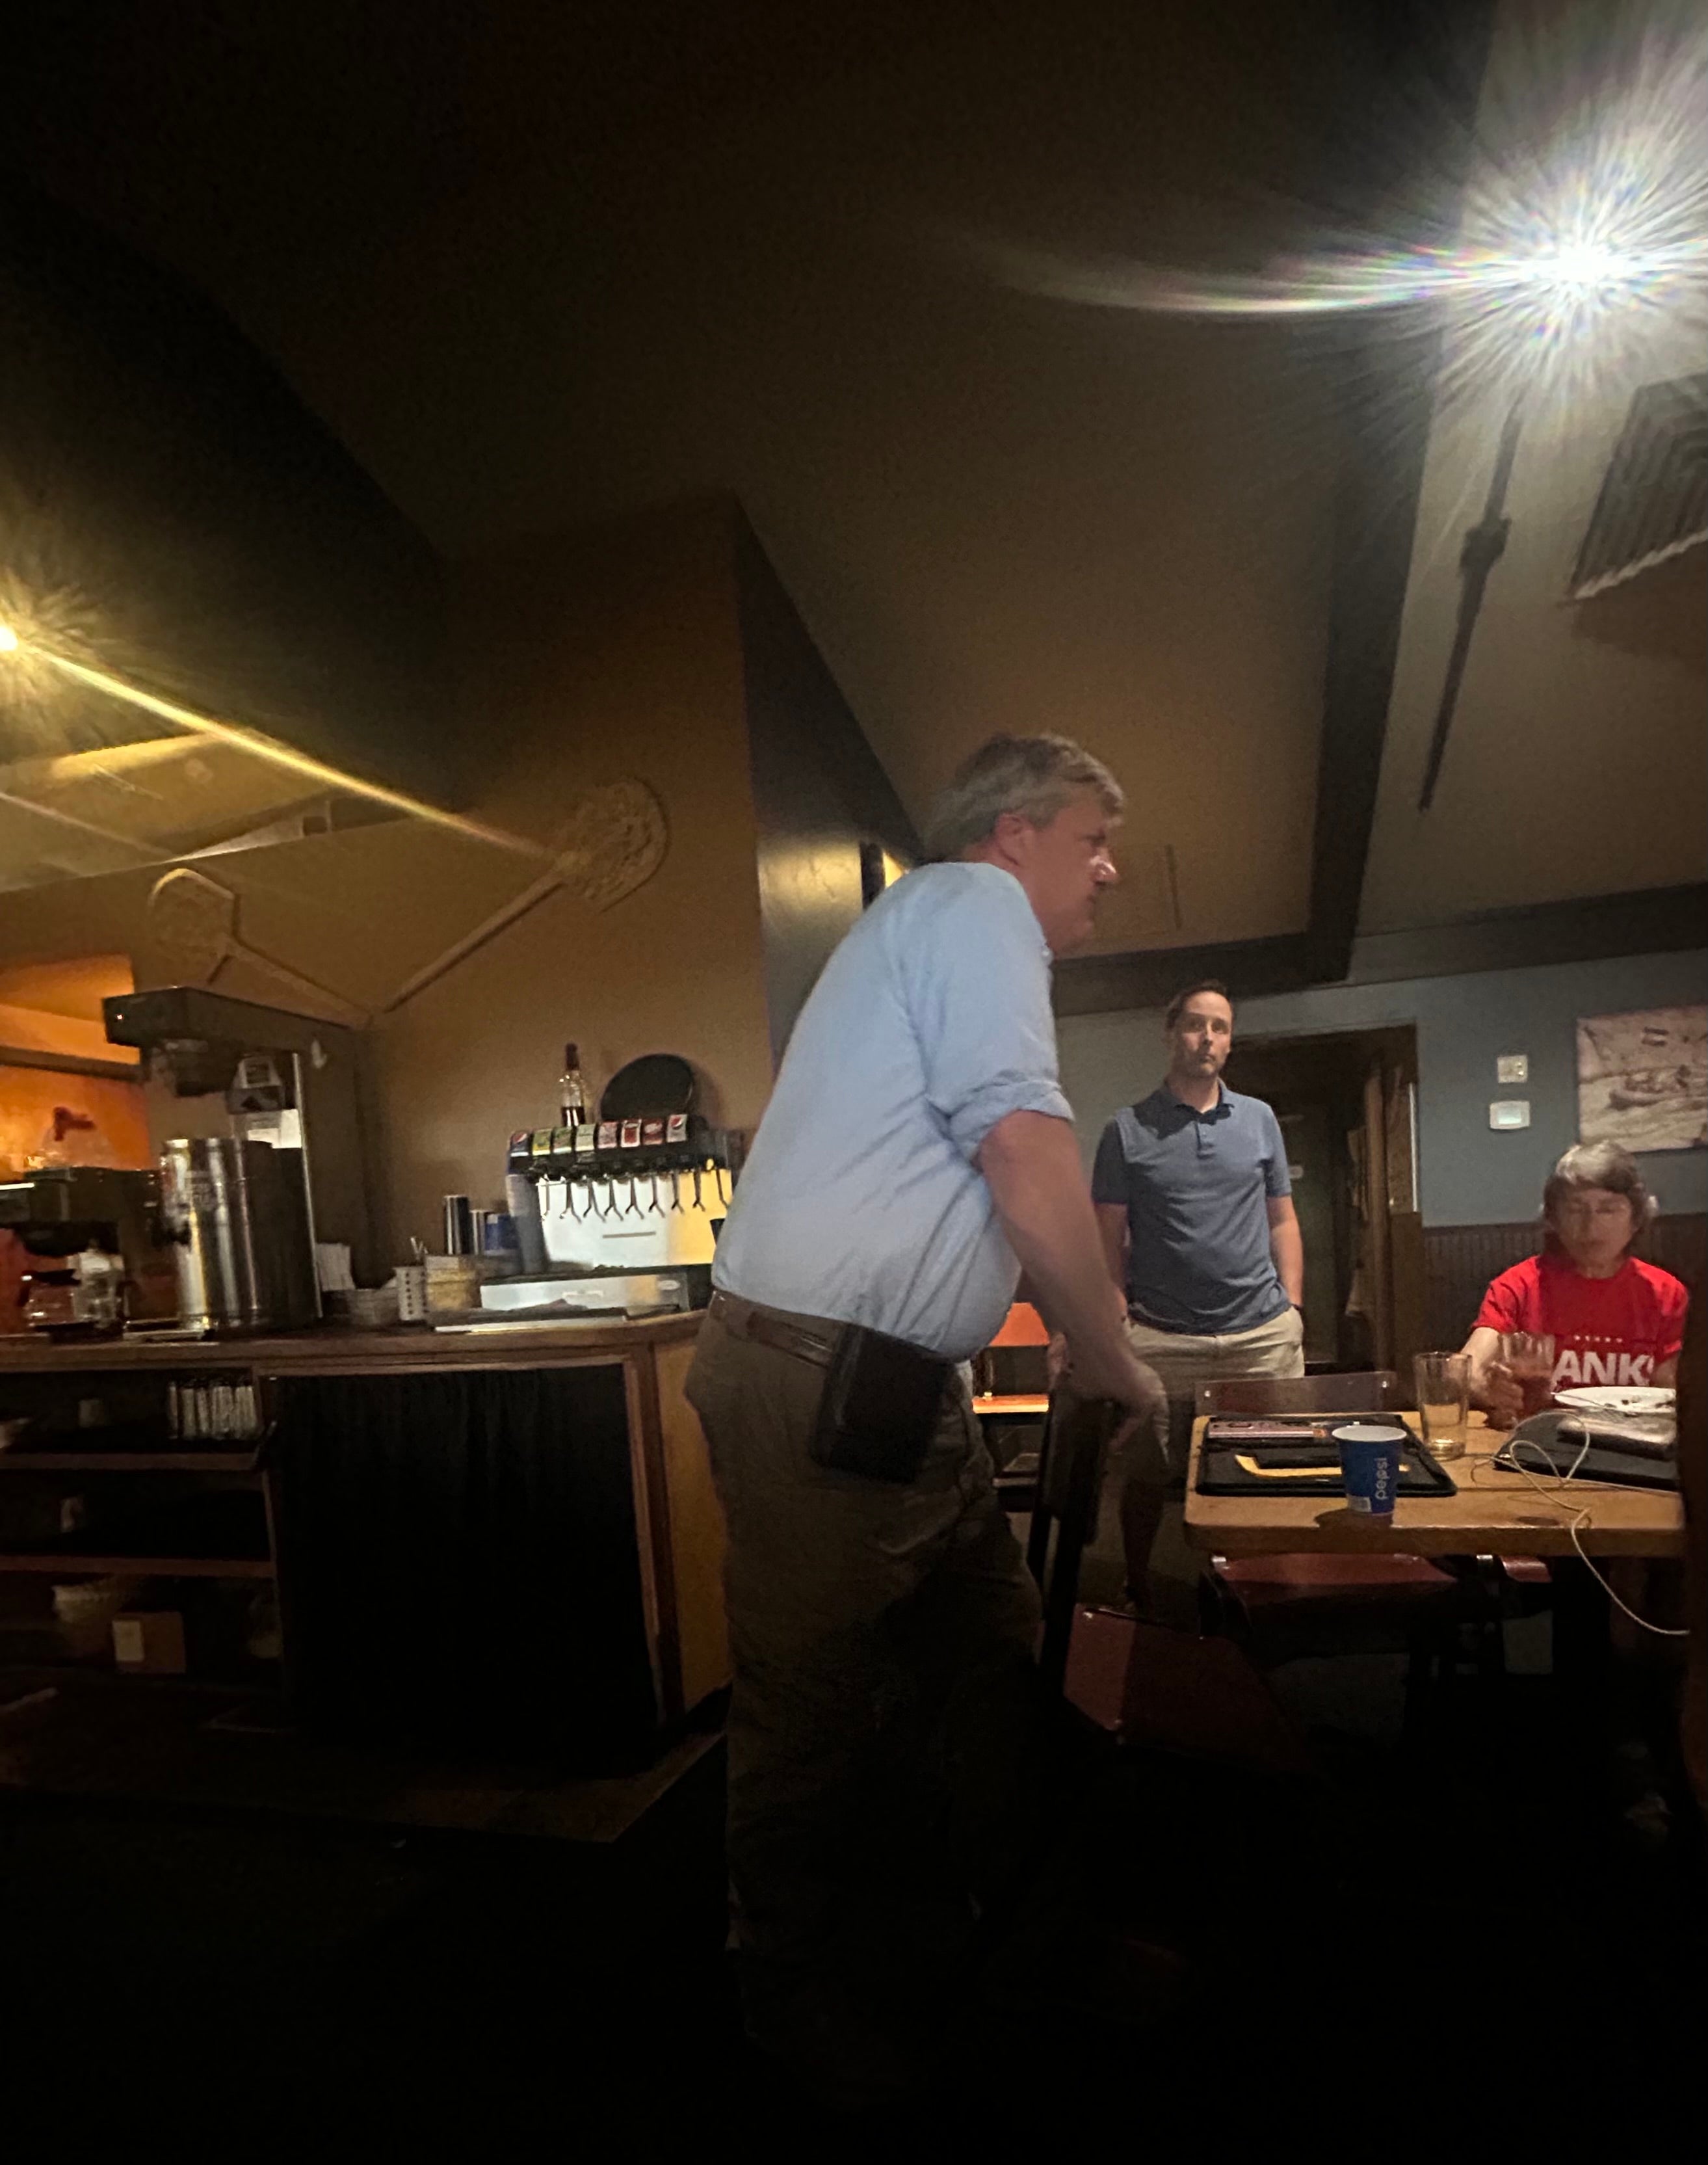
[1058,947,1707,1225]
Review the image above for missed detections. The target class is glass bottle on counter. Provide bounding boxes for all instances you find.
[558,1043,589,1129]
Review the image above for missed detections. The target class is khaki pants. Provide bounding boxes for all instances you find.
[1123,1303,1307,1481]
[1110,1304,1305,1612]
[685,1303,1042,2095]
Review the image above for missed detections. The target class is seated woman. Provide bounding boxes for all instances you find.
[1462,1140,1688,1425]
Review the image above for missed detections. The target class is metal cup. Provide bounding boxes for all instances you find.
[441,1194,474,1256]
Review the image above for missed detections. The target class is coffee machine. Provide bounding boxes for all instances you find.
[0,1165,178,1333]
[101,985,378,1331]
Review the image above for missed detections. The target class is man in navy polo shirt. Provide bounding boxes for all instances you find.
[1090,979,1305,1604]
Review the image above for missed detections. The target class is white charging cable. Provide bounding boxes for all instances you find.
[1501,1434,1688,1638]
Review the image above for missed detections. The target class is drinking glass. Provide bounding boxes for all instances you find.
[1413,1351,1471,1461]
[1501,1331,1557,1419]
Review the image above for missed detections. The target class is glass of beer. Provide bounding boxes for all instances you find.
[1500,1331,1557,1418]
[1413,1351,1471,1461]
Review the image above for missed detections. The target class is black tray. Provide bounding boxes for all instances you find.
[1196,1418,1455,1498]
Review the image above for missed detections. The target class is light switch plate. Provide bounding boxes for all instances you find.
[1489,1099,1531,1130]
[1497,1054,1529,1084]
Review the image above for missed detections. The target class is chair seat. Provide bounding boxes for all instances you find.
[1211,1550,1457,1608]
[1064,1605,1319,1776]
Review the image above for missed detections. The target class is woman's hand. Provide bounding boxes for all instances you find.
[1478,1359,1523,1429]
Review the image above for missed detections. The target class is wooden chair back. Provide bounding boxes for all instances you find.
[1025,1388,1123,1694]
[1196,1370,1400,1418]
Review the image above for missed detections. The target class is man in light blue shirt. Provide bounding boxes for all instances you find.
[711,857,1075,1358]
[689,734,1160,2108]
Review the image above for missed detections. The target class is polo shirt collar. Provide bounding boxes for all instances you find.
[1151,1082,1231,1124]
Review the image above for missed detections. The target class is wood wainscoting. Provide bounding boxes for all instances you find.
[1424,1214,1707,1348]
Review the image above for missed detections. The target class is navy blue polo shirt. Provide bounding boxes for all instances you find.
[1091,1085,1291,1335]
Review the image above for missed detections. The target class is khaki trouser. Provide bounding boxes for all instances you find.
[1105,1304,1306,1614]
[1123,1303,1307,1481]
[685,1303,1042,2095]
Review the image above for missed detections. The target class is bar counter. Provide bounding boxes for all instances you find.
[0,1311,703,1373]
[0,1310,726,1766]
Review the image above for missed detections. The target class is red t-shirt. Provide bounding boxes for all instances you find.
[1473,1251,1689,1390]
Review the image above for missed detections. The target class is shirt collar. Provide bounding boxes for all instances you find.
[1155,1082,1230,1122]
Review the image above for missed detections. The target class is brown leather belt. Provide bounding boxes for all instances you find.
[707,1288,839,1368]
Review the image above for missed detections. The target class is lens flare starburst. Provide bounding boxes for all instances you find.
[960,3,1707,414]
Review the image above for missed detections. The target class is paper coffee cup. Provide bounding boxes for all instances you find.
[1331,1421,1408,1517]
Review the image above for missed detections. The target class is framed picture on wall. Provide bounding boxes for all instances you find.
[1576,1005,1707,1153]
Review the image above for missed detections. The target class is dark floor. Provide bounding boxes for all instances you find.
[2,1649,1702,2140]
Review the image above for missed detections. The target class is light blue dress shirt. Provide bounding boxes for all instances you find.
[712,862,1071,1359]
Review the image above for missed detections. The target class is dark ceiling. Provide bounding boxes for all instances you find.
[22,1,1689,979]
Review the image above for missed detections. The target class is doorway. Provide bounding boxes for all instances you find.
[1221,1025,1423,1378]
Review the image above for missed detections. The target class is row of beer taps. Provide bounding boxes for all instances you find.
[538,1160,731,1221]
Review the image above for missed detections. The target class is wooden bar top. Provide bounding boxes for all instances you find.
[1185,1411,1684,1560]
[0,1310,705,1377]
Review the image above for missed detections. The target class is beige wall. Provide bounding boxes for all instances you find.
[0,502,775,1267]
[372,503,773,1253]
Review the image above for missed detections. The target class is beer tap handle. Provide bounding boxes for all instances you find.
[565,1180,580,1221]
[669,1169,683,1214]
[692,1163,703,1210]
[625,1176,642,1218]
[647,1173,664,1216]
[715,1162,730,1207]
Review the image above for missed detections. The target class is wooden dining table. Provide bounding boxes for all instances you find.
[1184,1410,1685,1560]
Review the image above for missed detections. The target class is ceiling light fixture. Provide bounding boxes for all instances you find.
[1413,223,1663,811]
[963,17,1707,814]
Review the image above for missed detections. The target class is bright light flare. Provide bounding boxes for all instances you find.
[0,623,18,654]
[1531,239,1638,292]
[12,637,553,864]
[954,5,1707,413]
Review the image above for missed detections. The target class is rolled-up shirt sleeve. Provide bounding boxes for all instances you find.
[903,876,1071,1160]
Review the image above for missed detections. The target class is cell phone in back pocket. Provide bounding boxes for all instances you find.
[810,1324,953,1483]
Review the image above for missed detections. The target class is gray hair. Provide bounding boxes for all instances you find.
[1542,1139,1657,1252]
[923,734,1125,860]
